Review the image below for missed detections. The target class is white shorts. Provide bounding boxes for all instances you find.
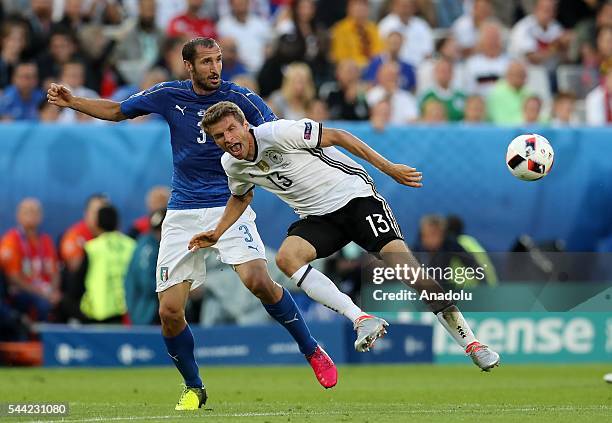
[155,206,266,292]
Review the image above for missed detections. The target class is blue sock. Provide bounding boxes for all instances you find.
[263,288,318,356]
[163,325,203,388]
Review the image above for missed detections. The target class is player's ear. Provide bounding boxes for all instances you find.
[183,60,192,73]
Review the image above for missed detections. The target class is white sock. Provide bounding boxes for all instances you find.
[291,265,365,323]
[436,305,477,349]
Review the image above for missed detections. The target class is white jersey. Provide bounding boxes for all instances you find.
[508,15,563,58]
[221,119,375,218]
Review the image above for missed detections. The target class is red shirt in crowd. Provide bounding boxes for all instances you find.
[131,215,150,237]
[60,220,94,265]
[0,228,58,286]
[167,15,217,39]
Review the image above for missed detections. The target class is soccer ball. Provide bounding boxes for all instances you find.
[506,134,554,181]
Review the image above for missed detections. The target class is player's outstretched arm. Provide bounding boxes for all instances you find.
[188,190,254,251]
[319,128,423,188]
[47,83,127,122]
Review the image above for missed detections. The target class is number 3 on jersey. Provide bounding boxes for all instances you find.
[365,214,390,237]
[197,125,206,143]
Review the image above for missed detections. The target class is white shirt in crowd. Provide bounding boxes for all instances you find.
[416,59,467,96]
[217,13,273,73]
[222,119,374,218]
[215,0,270,21]
[366,86,418,124]
[464,53,510,96]
[451,13,479,50]
[508,15,563,58]
[122,0,186,31]
[52,0,121,23]
[585,85,612,126]
[378,14,434,66]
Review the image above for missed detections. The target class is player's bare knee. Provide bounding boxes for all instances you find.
[275,253,288,274]
[275,251,301,276]
[243,270,274,300]
[158,303,184,325]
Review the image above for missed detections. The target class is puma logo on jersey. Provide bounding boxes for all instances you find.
[175,104,186,115]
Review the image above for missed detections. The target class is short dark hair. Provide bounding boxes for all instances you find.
[14,61,37,71]
[97,205,119,232]
[435,36,450,54]
[182,37,218,64]
[1,17,29,41]
[62,59,85,72]
[599,1,612,13]
[554,91,576,103]
[200,101,246,135]
[446,215,464,236]
[525,95,542,106]
[49,27,77,44]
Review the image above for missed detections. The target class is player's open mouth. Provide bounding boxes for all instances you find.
[209,75,220,83]
[229,143,242,155]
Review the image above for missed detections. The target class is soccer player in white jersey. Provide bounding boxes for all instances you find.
[189,101,501,371]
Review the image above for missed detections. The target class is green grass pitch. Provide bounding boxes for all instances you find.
[0,364,610,422]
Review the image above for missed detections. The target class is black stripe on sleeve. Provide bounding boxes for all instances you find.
[235,184,255,198]
[316,122,323,148]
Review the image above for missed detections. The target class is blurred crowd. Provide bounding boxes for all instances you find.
[0,0,611,127]
[0,189,172,340]
[0,188,361,337]
[0,188,502,339]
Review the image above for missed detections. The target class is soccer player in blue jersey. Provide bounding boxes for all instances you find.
[47,38,337,410]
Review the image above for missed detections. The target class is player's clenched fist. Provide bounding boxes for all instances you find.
[386,164,423,188]
[47,83,73,108]
[188,230,219,251]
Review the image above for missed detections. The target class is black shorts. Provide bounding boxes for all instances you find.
[287,196,404,258]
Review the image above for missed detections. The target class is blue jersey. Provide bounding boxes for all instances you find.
[120,80,276,209]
